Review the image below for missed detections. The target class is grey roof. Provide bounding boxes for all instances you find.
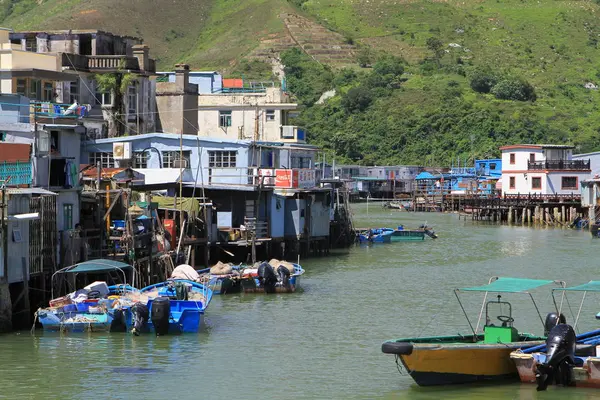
[7,188,57,195]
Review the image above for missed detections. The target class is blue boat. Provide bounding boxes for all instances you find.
[357,228,393,243]
[136,280,213,335]
[37,259,137,333]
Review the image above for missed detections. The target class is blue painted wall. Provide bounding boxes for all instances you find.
[159,72,223,94]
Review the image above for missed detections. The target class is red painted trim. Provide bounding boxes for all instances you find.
[501,170,591,173]
[500,145,542,150]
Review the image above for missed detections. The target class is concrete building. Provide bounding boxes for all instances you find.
[157,70,222,94]
[155,64,199,135]
[500,144,591,197]
[9,29,157,138]
[573,151,600,175]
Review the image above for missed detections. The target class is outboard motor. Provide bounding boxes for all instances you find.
[544,312,566,336]
[277,265,291,290]
[257,262,278,294]
[151,297,171,336]
[535,324,576,391]
[131,302,149,336]
[110,309,127,332]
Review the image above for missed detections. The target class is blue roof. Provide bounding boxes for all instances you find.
[415,172,435,180]
[83,133,252,146]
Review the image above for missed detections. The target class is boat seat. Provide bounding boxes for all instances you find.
[483,325,519,344]
[575,344,596,357]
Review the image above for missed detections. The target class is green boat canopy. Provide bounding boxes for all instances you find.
[458,277,557,293]
[554,281,600,292]
[65,259,132,273]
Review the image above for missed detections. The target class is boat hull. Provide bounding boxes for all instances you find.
[37,309,126,333]
[511,352,600,388]
[387,340,544,386]
[390,230,425,241]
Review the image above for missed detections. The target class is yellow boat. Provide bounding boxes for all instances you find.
[382,277,565,386]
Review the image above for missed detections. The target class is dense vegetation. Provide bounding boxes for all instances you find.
[3,0,600,164]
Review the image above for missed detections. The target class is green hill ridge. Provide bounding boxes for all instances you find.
[2,0,600,163]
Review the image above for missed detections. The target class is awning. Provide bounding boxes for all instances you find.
[555,281,600,292]
[8,212,39,221]
[458,277,558,293]
[7,188,58,196]
[65,259,132,273]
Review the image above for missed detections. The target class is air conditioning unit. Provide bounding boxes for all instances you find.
[113,142,132,160]
[172,158,188,169]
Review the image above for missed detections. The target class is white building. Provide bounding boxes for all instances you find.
[197,86,304,143]
[500,144,591,197]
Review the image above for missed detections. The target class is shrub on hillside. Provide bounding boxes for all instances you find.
[342,87,373,113]
[469,69,499,93]
[491,78,537,101]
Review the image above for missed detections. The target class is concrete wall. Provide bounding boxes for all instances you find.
[270,193,285,238]
[310,192,330,237]
[156,65,198,135]
[6,193,31,283]
[161,72,222,94]
[285,198,305,237]
[574,152,600,175]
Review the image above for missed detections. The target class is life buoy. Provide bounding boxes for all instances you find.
[382,342,413,355]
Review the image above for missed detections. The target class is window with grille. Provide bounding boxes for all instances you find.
[291,156,311,169]
[128,86,137,115]
[133,152,148,168]
[43,82,54,102]
[531,177,541,190]
[561,176,578,190]
[63,204,73,231]
[25,38,37,52]
[208,151,237,168]
[69,80,79,103]
[163,151,191,168]
[16,79,26,96]
[89,152,114,168]
[219,110,232,127]
[266,109,275,121]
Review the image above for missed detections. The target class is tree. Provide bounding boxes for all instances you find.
[357,47,372,68]
[95,69,136,137]
[426,37,445,65]
[342,86,373,113]
[491,78,537,101]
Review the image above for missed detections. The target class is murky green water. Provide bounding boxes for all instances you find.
[2,203,600,399]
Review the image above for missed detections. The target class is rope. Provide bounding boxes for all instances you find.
[30,310,38,335]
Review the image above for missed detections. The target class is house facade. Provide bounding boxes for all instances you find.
[500,144,591,197]
[9,29,157,138]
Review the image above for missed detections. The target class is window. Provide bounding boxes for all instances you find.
[30,79,41,100]
[489,163,497,170]
[69,80,79,104]
[208,151,237,168]
[509,153,516,165]
[25,38,37,53]
[531,177,542,190]
[529,153,535,163]
[219,110,232,127]
[509,176,515,189]
[93,81,111,105]
[15,79,26,96]
[162,151,191,168]
[89,152,114,168]
[63,204,73,231]
[50,131,59,152]
[561,176,578,190]
[291,156,311,169]
[128,86,137,115]
[133,152,148,168]
[266,109,275,121]
[43,82,54,102]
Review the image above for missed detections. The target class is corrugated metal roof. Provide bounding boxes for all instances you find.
[7,188,57,195]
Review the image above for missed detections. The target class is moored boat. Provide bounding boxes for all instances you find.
[37,259,138,333]
[511,281,600,390]
[136,279,213,335]
[204,260,304,294]
[357,228,393,243]
[382,277,565,386]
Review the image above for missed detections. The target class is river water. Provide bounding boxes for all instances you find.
[2,203,600,399]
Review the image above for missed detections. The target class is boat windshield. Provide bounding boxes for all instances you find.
[455,277,566,341]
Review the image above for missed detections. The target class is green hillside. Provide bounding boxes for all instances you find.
[2,0,600,163]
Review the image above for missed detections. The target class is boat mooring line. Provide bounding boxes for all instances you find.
[454,290,476,340]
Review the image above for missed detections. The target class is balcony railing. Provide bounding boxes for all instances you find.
[528,159,590,171]
[61,53,146,72]
[31,101,89,119]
